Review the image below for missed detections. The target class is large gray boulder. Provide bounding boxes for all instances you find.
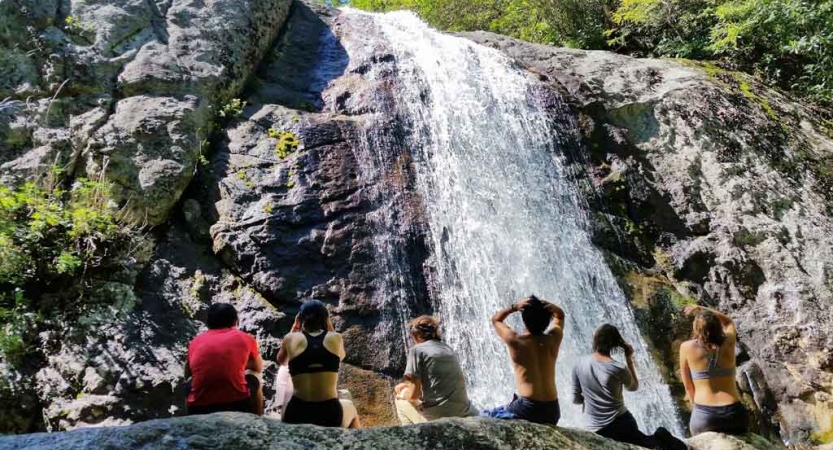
[1,0,292,224]
[0,413,783,450]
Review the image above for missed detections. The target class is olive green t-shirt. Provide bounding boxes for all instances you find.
[405,340,478,420]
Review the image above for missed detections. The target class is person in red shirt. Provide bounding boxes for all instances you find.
[185,303,264,415]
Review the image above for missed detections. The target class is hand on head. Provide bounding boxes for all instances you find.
[683,305,702,317]
[623,342,635,358]
[514,297,533,311]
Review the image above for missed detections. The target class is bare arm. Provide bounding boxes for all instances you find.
[571,365,584,405]
[277,315,303,366]
[277,334,293,366]
[679,343,695,404]
[685,305,737,341]
[246,340,264,373]
[491,303,519,343]
[623,343,639,391]
[397,375,422,401]
[331,333,346,361]
[540,299,565,340]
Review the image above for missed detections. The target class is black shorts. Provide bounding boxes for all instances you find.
[185,374,260,415]
[283,396,343,427]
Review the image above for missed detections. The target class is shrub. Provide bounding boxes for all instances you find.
[268,128,300,159]
[218,98,246,120]
[0,177,143,364]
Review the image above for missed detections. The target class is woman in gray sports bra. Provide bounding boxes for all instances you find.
[679,306,749,436]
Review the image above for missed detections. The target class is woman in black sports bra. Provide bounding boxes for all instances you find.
[277,300,361,428]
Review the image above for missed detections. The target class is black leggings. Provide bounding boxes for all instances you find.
[597,412,687,450]
[283,396,343,427]
[185,374,260,415]
[690,402,749,436]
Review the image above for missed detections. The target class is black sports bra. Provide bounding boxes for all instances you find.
[288,331,340,375]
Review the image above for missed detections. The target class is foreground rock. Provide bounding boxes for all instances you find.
[0,413,782,450]
[689,432,783,450]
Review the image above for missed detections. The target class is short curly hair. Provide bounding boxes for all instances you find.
[409,316,442,341]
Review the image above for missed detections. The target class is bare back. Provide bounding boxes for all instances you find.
[506,333,561,401]
[681,337,740,406]
[280,331,344,402]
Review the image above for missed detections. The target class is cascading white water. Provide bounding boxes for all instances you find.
[340,8,683,435]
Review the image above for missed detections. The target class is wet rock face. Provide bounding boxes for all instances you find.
[192,1,433,376]
[461,32,833,444]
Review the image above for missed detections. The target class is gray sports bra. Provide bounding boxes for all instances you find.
[690,340,735,380]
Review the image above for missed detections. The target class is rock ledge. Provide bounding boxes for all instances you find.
[0,413,780,450]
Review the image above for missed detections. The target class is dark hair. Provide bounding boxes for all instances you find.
[207,303,238,329]
[593,324,626,355]
[409,316,442,341]
[521,295,551,336]
[693,310,726,350]
[299,299,329,332]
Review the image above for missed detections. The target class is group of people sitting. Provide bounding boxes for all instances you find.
[184,295,750,449]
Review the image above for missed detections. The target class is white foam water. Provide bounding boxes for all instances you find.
[340,8,684,435]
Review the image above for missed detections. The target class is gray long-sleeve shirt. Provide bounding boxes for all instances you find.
[571,355,639,431]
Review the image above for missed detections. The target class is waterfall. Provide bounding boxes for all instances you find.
[339,9,683,435]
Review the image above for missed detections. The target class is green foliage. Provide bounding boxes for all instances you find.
[219,98,246,120]
[351,0,610,48]
[0,290,37,366]
[612,0,833,106]
[236,170,255,188]
[0,177,139,364]
[64,16,94,37]
[352,0,833,107]
[269,128,301,159]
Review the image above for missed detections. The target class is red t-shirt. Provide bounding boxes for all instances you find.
[187,328,259,406]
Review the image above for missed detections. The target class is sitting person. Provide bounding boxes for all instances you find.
[394,316,479,424]
[277,299,361,428]
[680,305,749,436]
[572,324,686,450]
[483,295,564,425]
[185,303,264,415]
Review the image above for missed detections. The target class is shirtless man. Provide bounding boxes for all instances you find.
[484,295,565,424]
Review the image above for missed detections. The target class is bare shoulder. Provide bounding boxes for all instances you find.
[283,332,303,344]
[325,331,343,342]
[679,340,699,354]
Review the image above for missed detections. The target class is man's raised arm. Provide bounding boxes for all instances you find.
[540,299,565,339]
[492,302,521,343]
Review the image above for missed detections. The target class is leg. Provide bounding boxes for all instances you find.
[245,373,264,416]
[340,399,362,428]
[276,365,293,415]
[597,412,658,448]
[689,407,708,436]
[395,399,428,425]
[653,427,688,450]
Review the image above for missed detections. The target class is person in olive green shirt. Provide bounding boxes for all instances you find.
[394,316,478,423]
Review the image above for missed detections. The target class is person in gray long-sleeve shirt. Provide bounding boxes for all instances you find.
[572,324,686,450]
